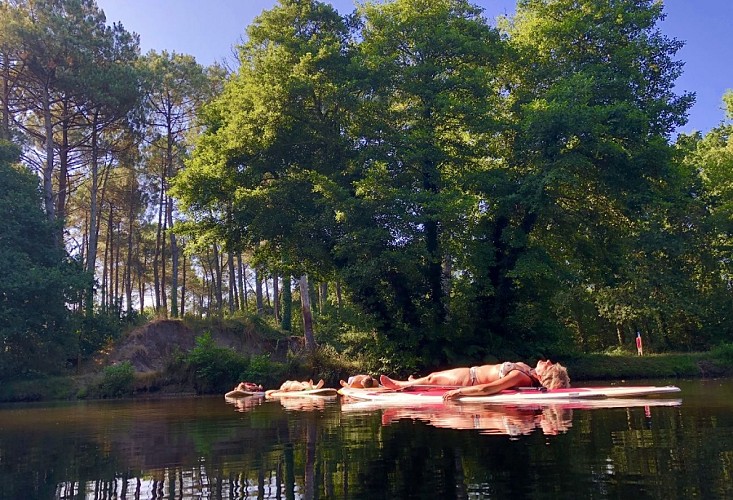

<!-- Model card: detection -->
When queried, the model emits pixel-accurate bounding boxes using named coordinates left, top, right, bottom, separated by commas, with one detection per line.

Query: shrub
left=239, top=354, right=286, bottom=388
left=711, top=343, right=733, bottom=365
left=187, top=332, right=248, bottom=393
left=96, top=361, right=135, bottom=398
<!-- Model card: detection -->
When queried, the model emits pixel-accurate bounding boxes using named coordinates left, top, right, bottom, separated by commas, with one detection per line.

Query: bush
left=95, top=361, right=135, bottom=398
left=711, top=343, right=733, bottom=365
left=239, top=354, right=286, bottom=388
left=0, top=376, right=77, bottom=402
left=187, top=332, right=248, bottom=393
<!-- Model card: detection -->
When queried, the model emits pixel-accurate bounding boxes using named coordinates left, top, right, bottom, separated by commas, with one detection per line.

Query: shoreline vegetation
left=3, top=2, right=733, bottom=407
left=2, top=317, right=731, bottom=404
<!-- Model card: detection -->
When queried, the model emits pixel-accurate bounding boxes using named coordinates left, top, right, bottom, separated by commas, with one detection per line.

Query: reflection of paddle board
left=341, top=397, right=682, bottom=412
left=265, top=388, right=339, bottom=400
left=224, top=390, right=265, bottom=399
left=338, top=385, right=681, bottom=405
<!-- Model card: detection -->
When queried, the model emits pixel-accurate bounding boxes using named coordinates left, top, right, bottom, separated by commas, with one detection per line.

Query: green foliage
left=564, top=352, right=701, bottom=380
left=711, top=343, right=733, bottom=365
left=0, top=376, right=76, bottom=403
left=93, top=362, right=135, bottom=398
left=239, top=354, right=286, bottom=389
left=186, top=332, right=249, bottom=393
left=170, top=0, right=728, bottom=363
left=0, top=140, right=88, bottom=379
left=72, top=310, right=131, bottom=362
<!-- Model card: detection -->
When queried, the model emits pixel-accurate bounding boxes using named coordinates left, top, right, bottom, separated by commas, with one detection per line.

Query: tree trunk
left=85, top=112, right=101, bottom=314
left=227, top=251, right=236, bottom=313
left=168, top=193, right=179, bottom=317
left=153, top=174, right=164, bottom=312
left=42, top=85, right=55, bottom=223
left=166, top=119, right=179, bottom=316
left=114, top=220, right=121, bottom=316
left=335, top=282, right=343, bottom=310
left=160, top=195, right=168, bottom=316
left=212, top=243, right=223, bottom=312
left=56, top=100, right=70, bottom=236
left=319, top=282, right=328, bottom=314
left=281, top=275, right=292, bottom=331
left=180, top=250, right=187, bottom=317
left=255, top=267, right=264, bottom=314
left=0, top=51, right=10, bottom=140
left=138, top=249, right=147, bottom=314
left=236, top=253, right=246, bottom=311
left=102, top=205, right=110, bottom=310
left=300, top=275, right=316, bottom=350
left=272, top=273, right=280, bottom=322
left=125, top=190, right=134, bottom=316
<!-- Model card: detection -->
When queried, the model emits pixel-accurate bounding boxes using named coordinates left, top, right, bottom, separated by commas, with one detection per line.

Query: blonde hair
left=538, top=363, right=570, bottom=389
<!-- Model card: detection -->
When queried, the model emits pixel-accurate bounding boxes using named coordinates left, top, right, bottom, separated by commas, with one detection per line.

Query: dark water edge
left=0, top=378, right=732, bottom=499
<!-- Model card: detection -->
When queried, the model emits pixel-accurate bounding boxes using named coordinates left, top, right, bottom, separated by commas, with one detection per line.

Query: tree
left=140, top=51, right=209, bottom=317
left=0, top=139, right=86, bottom=378
left=0, top=0, right=139, bottom=229
left=336, top=0, right=503, bottom=362
left=491, top=0, right=696, bottom=350
left=174, top=0, right=353, bottom=348
left=674, top=92, right=733, bottom=346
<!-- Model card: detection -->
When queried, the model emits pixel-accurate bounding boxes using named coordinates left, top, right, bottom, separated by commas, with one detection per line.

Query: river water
left=0, top=378, right=731, bottom=499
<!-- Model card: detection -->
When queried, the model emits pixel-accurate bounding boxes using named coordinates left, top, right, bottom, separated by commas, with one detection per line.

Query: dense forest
left=1, top=0, right=732, bottom=380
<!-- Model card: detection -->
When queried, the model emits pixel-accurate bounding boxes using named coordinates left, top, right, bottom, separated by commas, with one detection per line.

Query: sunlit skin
left=380, top=360, right=554, bottom=400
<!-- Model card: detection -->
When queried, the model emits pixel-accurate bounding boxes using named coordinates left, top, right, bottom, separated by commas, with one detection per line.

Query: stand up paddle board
left=265, top=388, right=339, bottom=400
left=224, top=390, right=265, bottom=399
left=338, top=385, right=680, bottom=405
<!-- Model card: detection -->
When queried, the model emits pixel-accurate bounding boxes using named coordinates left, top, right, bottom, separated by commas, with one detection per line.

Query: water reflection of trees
left=1, top=397, right=732, bottom=498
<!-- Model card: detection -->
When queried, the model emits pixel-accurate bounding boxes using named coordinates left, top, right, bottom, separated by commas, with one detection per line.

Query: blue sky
left=97, top=0, right=733, bottom=136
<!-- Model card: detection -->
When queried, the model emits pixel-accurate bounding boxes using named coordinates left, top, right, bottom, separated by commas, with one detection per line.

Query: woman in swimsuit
left=379, top=360, right=570, bottom=400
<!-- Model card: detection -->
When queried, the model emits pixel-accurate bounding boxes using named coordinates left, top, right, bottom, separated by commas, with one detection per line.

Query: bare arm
left=443, top=371, right=530, bottom=400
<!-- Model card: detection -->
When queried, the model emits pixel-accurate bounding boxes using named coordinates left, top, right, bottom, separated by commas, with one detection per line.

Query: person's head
left=341, top=374, right=378, bottom=388
left=535, top=360, right=570, bottom=389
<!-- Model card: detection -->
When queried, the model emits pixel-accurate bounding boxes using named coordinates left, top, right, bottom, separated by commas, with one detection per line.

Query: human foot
left=380, top=375, right=401, bottom=390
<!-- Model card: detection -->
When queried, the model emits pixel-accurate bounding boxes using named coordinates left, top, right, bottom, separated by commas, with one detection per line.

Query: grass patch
left=0, top=375, right=78, bottom=402
left=564, top=352, right=718, bottom=381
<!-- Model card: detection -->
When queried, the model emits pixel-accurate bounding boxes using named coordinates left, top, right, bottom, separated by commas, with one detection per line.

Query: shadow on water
left=0, top=378, right=731, bottom=499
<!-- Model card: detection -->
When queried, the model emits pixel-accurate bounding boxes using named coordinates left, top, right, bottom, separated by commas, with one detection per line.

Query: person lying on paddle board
left=379, top=360, right=570, bottom=400
left=339, top=374, right=379, bottom=389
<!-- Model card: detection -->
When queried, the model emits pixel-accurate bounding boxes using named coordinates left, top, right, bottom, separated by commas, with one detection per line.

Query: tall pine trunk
left=255, top=267, right=264, bottom=314
left=153, top=174, right=164, bottom=312
left=272, top=273, right=280, bottom=322
left=281, top=275, right=292, bottom=331
left=168, top=193, right=179, bottom=317
left=41, top=84, right=55, bottom=223
left=180, top=250, right=187, bottom=317
left=300, top=275, right=316, bottom=351
left=227, top=251, right=236, bottom=313
left=237, top=253, right=246, bottom=310
left=212, top=243, right=223, bottom=313
left=85, top=112, right=101, bottom=314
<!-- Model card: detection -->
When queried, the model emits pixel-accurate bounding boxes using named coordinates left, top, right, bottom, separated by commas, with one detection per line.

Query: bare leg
left=381, top=368, right=471, bottom=389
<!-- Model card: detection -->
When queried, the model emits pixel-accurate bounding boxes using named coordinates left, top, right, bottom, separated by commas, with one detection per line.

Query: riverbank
left=563, top=347, right=733, bottom=380
left=1, top=346, right=732, bottom=403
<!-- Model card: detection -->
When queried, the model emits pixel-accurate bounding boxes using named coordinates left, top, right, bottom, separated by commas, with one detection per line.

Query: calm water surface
left=1, top=378, right=732, bottom=499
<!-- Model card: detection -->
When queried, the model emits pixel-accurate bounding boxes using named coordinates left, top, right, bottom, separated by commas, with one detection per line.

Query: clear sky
left=96, top=0, right=733, bottom=136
